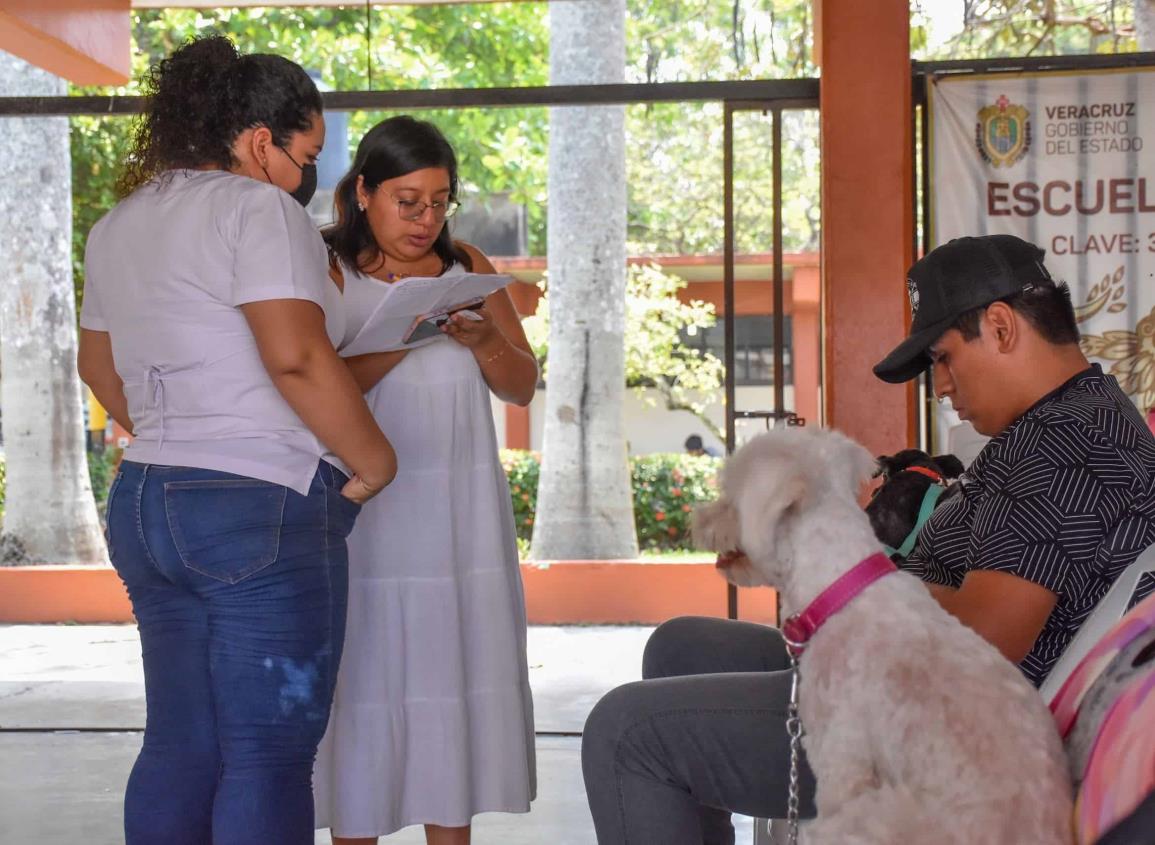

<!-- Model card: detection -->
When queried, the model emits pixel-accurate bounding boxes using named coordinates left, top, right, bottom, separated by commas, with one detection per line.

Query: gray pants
left=581, top=617, right=818, bottom=845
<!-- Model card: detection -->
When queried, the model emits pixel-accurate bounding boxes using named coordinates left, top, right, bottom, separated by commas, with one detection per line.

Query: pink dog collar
left=781, top=552, right=897, bottom=657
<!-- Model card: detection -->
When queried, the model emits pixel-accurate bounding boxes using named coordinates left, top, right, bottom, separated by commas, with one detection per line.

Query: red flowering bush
left=500, top=449, right=720, bottom=553
left=500, top=449, right=541, bottom=555
left=630, top=453, right=720, bottom=551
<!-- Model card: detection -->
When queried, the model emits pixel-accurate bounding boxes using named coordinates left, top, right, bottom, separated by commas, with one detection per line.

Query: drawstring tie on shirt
left=143, top=366, right=167, bottom=450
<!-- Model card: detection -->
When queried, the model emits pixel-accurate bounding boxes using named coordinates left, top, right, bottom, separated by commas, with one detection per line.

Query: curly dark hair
left=117, top=35, right=322, bottom=197
left=324, top=116, right=472, bottom=275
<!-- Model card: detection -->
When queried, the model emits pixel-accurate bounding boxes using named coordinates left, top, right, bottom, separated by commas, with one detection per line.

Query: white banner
left=930, top=68, right=1155, bottom=459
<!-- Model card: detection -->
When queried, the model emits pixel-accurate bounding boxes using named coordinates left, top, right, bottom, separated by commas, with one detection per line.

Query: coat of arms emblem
left=975, top=95, right=1031, bottom=168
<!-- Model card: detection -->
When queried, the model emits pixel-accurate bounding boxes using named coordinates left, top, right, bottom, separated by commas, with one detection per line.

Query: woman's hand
left=440, top=244, right=537, bottom=406
left=341, top=472, right=388, bottom=505
left=441, top=307, right=499, bottom=349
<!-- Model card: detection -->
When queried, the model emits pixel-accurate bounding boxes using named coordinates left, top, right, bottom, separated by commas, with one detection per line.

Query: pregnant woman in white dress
left=314, top=116, right=539, bottom=845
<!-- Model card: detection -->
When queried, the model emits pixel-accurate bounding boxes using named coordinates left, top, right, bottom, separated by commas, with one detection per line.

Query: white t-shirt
left=81, top=169, right=342, bottom=495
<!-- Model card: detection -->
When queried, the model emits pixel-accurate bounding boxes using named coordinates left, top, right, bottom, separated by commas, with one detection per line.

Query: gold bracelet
left=482, top=341, right=509, bottom=365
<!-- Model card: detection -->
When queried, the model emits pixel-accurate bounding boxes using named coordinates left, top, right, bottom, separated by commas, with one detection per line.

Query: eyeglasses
left=392, top=196, right=461, bottom=221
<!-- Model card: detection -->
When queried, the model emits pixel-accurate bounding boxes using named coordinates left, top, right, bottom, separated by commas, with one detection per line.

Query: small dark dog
left=865, top=449, right=965, bottom=560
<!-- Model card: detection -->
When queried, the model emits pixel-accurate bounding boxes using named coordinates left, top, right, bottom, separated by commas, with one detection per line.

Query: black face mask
left=273, top=146, right=317, bottom=208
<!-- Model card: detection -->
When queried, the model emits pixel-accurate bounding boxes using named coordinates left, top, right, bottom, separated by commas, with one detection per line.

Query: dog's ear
left=825, top=430, right=878, bottom=494
left=873, top=455, right=893, bottom=479
left=736, top=469, right=817, bottom=565
left=691, top=500, right=741, bottom=554
left=931, top=453, right=966, bottom=479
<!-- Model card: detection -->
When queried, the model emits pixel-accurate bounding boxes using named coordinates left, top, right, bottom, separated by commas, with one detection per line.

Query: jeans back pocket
left=164, top=479, right=287, bottom=584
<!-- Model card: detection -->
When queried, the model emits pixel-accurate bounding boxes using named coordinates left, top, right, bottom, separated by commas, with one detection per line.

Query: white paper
left=340, top=272, right=514, bottom=357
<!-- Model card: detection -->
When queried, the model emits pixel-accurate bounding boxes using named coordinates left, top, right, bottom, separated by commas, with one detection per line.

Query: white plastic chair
left=754, top=818, right=786, bottom=844
left=1039, top=544, right=1155, bottom=702
left=753, top=544, right=1155, bottom=845
left=945, top=420, right=990, bottom=471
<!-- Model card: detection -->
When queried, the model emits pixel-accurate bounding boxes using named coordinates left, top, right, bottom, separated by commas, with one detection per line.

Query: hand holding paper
left=340, top=272, right=513, bottom=357
left=402, top=298, right=486, bottom=344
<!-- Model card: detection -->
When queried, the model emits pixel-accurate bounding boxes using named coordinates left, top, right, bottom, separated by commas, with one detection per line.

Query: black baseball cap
left=872, top=234, right=1054, bottom=384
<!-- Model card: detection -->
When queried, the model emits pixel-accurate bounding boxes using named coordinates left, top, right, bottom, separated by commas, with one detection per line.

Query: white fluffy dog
left=693, top=428, right=1073, bottom=845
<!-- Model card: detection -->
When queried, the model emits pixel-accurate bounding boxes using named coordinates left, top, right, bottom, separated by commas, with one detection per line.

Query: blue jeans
left=106, top=460, right=360, bottom=845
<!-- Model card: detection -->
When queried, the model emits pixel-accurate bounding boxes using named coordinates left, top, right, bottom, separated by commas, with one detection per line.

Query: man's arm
left=926, top=571, right=1057, bottom=664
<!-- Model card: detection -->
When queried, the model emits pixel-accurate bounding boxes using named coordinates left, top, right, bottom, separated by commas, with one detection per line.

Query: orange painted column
left=503, top=279, right=538, bottom=450
left=0, top=0, right=130, bottom=85
left=792, top=264, right=821, bottom=426
left=819, top=0, right=916, bottom=454
left=506, top=280, right=542, bottom=316
left=505, top=404, right=531, bottom=450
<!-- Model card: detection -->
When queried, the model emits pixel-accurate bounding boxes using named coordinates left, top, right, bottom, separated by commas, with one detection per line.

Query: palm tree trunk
left=0, top=52, right=107, bottom=565
left=1137, top=0, right=1155, bottom=49
left=531, top=0, right=638, bottom=559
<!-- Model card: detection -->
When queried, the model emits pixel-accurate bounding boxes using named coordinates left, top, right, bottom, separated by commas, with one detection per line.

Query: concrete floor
left=0, top=624, right=756, bottom=844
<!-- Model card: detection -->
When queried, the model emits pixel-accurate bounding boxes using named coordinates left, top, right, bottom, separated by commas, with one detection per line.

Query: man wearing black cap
left=873, top=234, right=1155, bottom=684
left=580, top=235, right=1155, bottom=845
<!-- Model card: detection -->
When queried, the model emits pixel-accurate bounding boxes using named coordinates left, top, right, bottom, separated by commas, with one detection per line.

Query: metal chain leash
left=784, top=652, right=804, bottom=845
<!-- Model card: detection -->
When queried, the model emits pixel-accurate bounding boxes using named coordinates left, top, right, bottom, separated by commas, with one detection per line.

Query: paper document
left=340, top=272, right=513, bottom=357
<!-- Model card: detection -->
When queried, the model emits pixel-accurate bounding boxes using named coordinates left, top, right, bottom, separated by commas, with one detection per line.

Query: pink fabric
left=781, top=553, right=897, bottom=655
left=1049, top=592, right=1155, bottom=843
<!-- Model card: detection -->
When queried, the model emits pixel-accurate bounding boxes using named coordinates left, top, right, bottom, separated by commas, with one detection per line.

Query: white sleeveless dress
left=314, top=263, right=536, bottom=837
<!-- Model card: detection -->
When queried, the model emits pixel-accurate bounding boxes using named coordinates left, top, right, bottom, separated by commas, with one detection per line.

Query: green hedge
left=88, top=448, right=121, bottom=505
left=500, top=449, right=721, bottom=553
left=501, top=449, right=541, bottom=557
left=631, top=452, right=721, bottom=551
left=0, top=449, right=718, bottom=552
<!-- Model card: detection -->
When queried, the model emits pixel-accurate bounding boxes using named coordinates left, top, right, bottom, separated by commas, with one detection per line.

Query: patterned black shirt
left=906, top=365, right=1155, bottom=687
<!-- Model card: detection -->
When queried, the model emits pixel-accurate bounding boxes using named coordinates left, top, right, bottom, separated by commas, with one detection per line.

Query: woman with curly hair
left=76, top=36, right=395, bottom=845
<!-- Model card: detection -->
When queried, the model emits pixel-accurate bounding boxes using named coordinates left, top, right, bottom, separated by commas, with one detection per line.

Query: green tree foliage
left=623, top=0, right=819, bottom=256
left=70, top=1, right=1143, bottom=298
left=69, top=0, right=820, bottom=309
left=626, top=104, right=819, bottom=257
left=911, top=0, right=1139, bottom=58
left=70, top=3, right=551, bottom=302
left=522, top=262, right=725, bottom=439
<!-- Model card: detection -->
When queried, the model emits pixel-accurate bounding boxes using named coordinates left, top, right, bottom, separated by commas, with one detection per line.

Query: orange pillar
left=819, top=0, right=916, bottom=454
left=0, top=1, right=131, bottom=85
left=505, top=404, right=531, bottom=450
left=791, top=265, right=821, bottom=427
left=503, top=279, right=538, bottom=451
left=506, top=280, right=542, bottom=317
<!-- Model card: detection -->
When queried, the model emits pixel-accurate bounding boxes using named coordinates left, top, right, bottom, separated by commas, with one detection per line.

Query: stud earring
left=357, top=201, right=366, bottom=212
